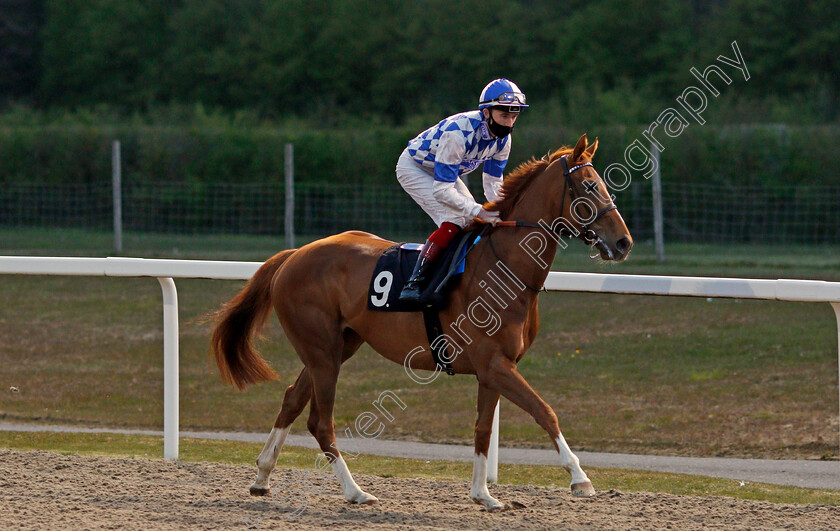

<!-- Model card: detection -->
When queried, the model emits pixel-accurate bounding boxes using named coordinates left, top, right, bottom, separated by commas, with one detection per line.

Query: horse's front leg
left=470, top=383, right=504, bottom=511
left=480, top=355, right=595, bottom=497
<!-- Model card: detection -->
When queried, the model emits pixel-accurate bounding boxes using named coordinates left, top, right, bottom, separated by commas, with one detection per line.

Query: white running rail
left=1, top=256, right=838, bottom=481
left=0, top=257, right=260, bottom=460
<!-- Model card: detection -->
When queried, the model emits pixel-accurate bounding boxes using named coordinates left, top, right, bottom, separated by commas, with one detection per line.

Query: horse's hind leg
left=307, top=356, right=378, bottom=505
left=274, top=283, right=374, bottom=504
left=250, top=330, right=364, bottom=497
left=250, top=367, right=312, bottom=496
left=470, top=383, right=504, bottom=511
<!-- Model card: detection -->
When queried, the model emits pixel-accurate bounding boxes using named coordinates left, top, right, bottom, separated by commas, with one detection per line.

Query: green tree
left=40, top=0, right=171, bottom=108
left=27, top=0, right=840, bottom=123
left=0, top=0, right=45, bottom=105
left=164, top=0, right=264, bottom=109
left=703, top=0, right=840, bottom=120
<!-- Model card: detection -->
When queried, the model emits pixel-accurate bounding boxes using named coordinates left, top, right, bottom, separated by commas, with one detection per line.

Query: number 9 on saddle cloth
left=367, top=230, right=484, bottom=313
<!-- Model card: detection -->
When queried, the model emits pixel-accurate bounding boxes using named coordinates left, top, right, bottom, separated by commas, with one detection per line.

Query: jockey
left=396, top=78, right=528, bottom=303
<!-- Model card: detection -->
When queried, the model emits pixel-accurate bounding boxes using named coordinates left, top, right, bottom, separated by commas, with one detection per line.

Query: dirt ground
left=0, top=449, right=837, bottom=530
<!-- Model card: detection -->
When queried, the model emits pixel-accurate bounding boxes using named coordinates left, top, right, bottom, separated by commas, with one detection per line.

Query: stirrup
left=398, top=281, right=422, bottom=302
left=398, top=238, right=441, bottom=303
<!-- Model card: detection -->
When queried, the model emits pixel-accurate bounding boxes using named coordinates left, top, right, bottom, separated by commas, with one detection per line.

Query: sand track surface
left=0, top=449, right=836, bottom=530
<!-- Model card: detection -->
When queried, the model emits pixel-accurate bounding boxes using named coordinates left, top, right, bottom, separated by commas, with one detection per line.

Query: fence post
left=285, top=143, right=295, bottom=249
left=158, top=277, right=179, bottom=460
left=651, top=143, right=665, bottom=262
left=112, top=140, right=123, bottom=254
left=833, top=302, right=840, bottom=457
left=487, top=401, right=500, bottom=483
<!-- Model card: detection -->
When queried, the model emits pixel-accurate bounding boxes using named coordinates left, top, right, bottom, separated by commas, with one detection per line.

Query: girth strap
left=422, top=307, right=455, bottom=376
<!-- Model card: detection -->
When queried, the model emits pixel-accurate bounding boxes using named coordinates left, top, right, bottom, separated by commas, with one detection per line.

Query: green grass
left=2, top=431, right=838, bottom=507
left=0, top=227, right=296, bottom=261
left=1, top=227, right=838, bottom=460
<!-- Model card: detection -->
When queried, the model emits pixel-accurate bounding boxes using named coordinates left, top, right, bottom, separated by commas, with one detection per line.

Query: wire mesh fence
left=620, top=182, right=840, bottom=244
left=1, top=179, right=839, bottom=246
left=0, top=181, right=112, bottom=230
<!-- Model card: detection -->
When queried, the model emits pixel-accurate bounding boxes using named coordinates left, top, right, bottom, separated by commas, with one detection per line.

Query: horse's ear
left=571, top=134, right=588, bottom=162
left=584, top=137, right=599, bottom=159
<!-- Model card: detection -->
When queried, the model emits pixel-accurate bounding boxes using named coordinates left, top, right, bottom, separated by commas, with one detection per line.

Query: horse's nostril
left=616, top=237, right=632, bottom=254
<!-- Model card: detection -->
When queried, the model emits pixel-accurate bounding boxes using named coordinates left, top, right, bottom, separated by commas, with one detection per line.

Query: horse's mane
left=486, top=146, right=587, bottom=218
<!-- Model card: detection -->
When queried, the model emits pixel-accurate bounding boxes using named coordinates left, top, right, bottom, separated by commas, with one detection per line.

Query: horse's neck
left=506, top=161, right=564, bottom=229
left=484, top=223, right=558, bottom=296
left=503, top=166, right=562, bottom=279
left=473, top=168, right=561, bottom=305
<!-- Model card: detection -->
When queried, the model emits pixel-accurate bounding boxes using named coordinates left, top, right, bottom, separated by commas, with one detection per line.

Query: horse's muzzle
left=593, top=235, right=633, bottom=261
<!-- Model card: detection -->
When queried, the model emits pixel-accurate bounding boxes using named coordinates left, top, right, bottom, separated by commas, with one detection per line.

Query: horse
left=211, top=134, right=633, bottom=511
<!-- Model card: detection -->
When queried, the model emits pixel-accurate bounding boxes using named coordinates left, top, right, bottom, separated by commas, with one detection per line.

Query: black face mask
left=487, top=114, right=514, bottom=138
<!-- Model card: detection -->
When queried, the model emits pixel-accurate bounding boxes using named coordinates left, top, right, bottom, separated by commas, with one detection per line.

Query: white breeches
left=396, top=149, right=477, bottom=228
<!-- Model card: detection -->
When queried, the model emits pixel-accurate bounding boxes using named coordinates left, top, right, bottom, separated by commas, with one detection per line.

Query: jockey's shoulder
left=441, top=110, right=482, bottom=124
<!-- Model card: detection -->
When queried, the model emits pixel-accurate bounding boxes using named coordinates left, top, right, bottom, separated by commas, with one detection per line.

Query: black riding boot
left=398, top=240, right=439, bottom=303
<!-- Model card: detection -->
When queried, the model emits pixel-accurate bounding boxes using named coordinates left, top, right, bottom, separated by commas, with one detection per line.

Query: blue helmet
left=478, top=78, right=529, bottom=112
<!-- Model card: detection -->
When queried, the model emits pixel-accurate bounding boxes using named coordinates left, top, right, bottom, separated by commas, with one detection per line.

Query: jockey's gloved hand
left=477, top=208, right=501, bottom=225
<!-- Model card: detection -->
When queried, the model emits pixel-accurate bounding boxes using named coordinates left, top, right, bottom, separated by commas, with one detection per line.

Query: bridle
left=495, top=155, right=617, bottom=242
left=559, top=155, right=617, bottom=243
left=485, top=154, right=619, bottom=291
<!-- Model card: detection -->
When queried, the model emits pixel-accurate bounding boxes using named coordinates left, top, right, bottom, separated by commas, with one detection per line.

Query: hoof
left=249, top=485, right=270, bottom=497
left=349, top=491, right=379, bottom=505
left=571, top=481, right=596, bottom=497
left=471, top=494, right=504, bottom=512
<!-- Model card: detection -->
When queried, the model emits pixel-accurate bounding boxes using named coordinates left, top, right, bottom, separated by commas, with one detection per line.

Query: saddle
left=367, top=228, right=484, bottom=313
left=366, top=228, right=486, bottom=376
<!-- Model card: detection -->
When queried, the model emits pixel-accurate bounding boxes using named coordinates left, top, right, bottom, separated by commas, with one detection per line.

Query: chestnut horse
left=212, top=134, right=632, bottom=511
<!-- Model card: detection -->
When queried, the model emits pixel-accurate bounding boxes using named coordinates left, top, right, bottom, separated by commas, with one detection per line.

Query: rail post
left=834, top=302, right=840, bottom=451
left=158, top=277, right=179, bottom=460
left=487, top=402, right=500, bottom=483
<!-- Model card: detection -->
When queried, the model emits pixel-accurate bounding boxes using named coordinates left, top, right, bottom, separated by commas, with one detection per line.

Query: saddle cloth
left=367, top=230, right=483, bottom=312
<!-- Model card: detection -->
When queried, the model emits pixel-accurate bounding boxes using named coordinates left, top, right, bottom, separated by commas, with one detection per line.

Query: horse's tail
left=211, top=249, right=296, bottom=390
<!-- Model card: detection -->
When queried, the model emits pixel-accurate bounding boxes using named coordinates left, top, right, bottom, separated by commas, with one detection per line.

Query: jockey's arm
left=481, top=137, right=510, bottom=204
left=482, top=166, right=504, bottom=204
left=432, top=130, right=483, bottom=219
left=432, top=180, right=483, bottom=219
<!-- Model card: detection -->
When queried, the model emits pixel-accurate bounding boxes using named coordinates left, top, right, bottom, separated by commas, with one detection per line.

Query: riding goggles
left=480, top=92, right=528, bottom=112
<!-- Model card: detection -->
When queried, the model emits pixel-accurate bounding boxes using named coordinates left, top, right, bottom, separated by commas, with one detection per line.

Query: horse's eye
left=574, top=200, right=594, bottom=218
